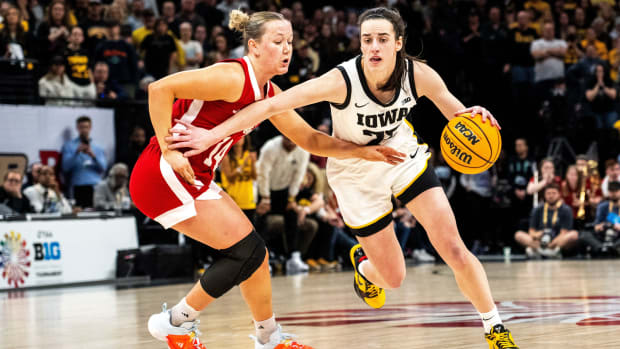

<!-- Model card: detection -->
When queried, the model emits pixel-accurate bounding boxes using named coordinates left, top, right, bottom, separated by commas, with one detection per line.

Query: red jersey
left=150, top=56, right=274, bottom=186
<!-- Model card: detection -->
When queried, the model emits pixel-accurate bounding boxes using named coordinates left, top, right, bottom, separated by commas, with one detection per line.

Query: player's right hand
left=358, top=145, right=406, bottom=165
left=163, top=149, right=195, bottom=185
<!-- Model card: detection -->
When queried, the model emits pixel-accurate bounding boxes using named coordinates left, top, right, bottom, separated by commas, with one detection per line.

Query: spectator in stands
left=205, top=32, right=231, bottom=66
left=608, top=36, right=620, bottom=82
left=579, top=180, right=620, bottom=256
left=582, top=27, right=608, bottom=60
left=220, top=135, right=256, bottom=222
left=61, top=115, right=107, bottom=208
left=118, top=125, right=146, bottom=173
left=508, top=11, right=538, bottom=134
left=80, top=0, right=108, bottom=56
left=161, top=1, right=176, bottom=33
left=508, top=137, right=535, bottom=227
left=0, top=4, right=34, bottom=59
left=94, top=22, right=138, bottom=97
left=257, top=134, right=310, bottom=273
left=515, top=183, right=579, bottom=258
left=131, top=8, right=154, bottom=46
left=526, top=157, right=562, bottom=206
left=93, top=61, right=128, bottom=99
left=460, top=169, right=495, bottom=254
left=35, top=0, right=71, bottom=67
left=64, top=26, right=96, bottom=100
left=94, top=162, right=131, bottom=210
left=38, top=55, right=75, bottom=104
left=24, top=162, right=42, bottom=188
left=0, top=170, right=32, bottom=214
left=602, top=159, right=620, bottom=197
left=179, top=21, right=202, bottom=70
left=193, top=24, right=208, bottom=60
left=564, top=25, right=584, bottom=69
left=140, top=18, right=177, bottom=79
left=585, top=63, right=618, bottom=129
left=173, top=0, right=205, bottom=38
left=194, top=0, right=223, bottom=35
left=531, top=22, right=567, bottom=101
left=23, top=165, right=72, bottom=214
left=125, top=0, right=145, bottom=31
left=103, top=2, right=125, bottom=25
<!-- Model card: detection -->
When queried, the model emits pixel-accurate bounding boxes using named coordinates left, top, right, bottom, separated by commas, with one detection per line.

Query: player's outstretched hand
left=359, top=146, right=406, bottom=165
left=163, top=149, right=195, bottom=185
left=165, top=119, right=220, bottom=157
left=454, top=105, right=501, bottom=129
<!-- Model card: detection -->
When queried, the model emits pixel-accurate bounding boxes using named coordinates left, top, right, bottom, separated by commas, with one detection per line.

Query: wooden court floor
left=2, top=260, right=620, bottom=348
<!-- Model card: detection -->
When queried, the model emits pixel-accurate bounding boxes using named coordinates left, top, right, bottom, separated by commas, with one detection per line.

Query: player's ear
left=396, top=36, right=403, bottom=52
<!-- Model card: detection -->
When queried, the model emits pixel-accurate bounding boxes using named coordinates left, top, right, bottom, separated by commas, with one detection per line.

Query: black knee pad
left=199, top=230, right=266, bottom=298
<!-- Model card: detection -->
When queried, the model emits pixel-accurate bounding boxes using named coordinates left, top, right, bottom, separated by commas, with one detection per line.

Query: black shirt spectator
left=64, top=26, right=93, bottom=87
left=195, top=0, right=223, bottom=35
left=119, top=125, right=147, bottom=174
left=35, top=0, right=71, bottom=67
left=80, top=0, right=108, bottom=57
left=94, top=23, right=138, bottom=85
left=0, top=5, right=35, bottom=59
left=508, top=12, right=537, bottom=68
left=0, top=170, right=32, bottom=214
left=140, top=19, right=177, bottom=79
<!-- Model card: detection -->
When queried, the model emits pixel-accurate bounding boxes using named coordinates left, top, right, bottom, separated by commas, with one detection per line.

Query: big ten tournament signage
left=0, top=216, right=137, bottom=290
left=0, top=104, right=115, bottom=166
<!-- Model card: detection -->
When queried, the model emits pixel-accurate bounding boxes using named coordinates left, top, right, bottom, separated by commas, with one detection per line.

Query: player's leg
left=153, top=192, right=312, bottom=348
left=355, top=225, right=406, bottom=289
left=406, top=187, right=519, bottom=348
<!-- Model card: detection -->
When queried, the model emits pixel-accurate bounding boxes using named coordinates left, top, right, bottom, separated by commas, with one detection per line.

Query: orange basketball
left=439, top=113, right=501, bottom=174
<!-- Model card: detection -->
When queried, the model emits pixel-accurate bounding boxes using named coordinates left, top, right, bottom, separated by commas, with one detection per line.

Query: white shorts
left=327, top=140, right=440, bottom=237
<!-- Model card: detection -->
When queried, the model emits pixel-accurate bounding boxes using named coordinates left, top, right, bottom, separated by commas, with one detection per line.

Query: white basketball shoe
left=147, top=303, right=207, bottom=349
left=251, top=325, right=314, bottom=349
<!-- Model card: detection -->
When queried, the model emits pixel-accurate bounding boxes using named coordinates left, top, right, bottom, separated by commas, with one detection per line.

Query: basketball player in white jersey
left=167, top=7, right=519, bottom=348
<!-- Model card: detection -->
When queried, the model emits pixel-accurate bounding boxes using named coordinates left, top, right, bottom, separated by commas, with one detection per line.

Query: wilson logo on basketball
left=442, top=133, right=473, bottom=165
left=454, top=121, right=480, bottom=145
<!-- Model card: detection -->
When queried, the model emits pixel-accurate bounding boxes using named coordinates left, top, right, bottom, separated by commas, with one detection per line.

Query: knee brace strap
left=199, top=230, right=266, bottom=298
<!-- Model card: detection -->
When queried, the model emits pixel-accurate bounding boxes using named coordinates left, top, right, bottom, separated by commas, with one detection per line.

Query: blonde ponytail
left=228, top=9, right=250, bottom=33
left=228, top=10, right=286, bottom=52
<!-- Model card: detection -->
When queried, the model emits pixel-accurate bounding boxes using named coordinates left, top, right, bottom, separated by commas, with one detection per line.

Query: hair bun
left=229, top=9, right=250, bottom=32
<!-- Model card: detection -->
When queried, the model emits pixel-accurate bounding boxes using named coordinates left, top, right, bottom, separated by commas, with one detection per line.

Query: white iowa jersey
left=329, top=55, right=420, bottom=151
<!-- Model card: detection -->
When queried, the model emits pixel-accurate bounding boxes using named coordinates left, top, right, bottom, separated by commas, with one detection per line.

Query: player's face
left=360, top=19, right=402, bottom=72
left=256, top=20, right=293, bottom=76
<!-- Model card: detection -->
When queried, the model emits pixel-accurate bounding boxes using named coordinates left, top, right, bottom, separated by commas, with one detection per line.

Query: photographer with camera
left=61, top=115, right=107, bottom=209
left=581, top=181, right=620, bottom=256
left=515, top=183, right=579, bottom=258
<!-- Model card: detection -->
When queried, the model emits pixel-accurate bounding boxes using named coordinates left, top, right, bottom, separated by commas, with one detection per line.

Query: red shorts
left=129, top=143, right=222, bottom=229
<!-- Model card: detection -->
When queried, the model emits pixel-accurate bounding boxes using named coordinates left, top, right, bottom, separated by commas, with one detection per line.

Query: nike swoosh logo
left=355, top=102, right=369, bottom=108
left=409, top=149, right=419, bottom=159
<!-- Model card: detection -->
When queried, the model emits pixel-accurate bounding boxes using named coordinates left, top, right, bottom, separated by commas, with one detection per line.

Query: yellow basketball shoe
left=485, top=324, right=519, bottom=349
left=349, top=244, right=385, bottom=309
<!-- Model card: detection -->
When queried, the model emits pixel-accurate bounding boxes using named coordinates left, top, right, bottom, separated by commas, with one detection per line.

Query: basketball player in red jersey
left=165, top=7, right=519, bottom=349
left=129, top=10, right=405, bottom=349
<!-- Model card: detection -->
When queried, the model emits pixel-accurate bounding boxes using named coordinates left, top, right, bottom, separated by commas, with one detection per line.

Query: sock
left=170, top=297, right=201, bottom=326
left=254, top=314, right=277, bottom=344
left=358, top=259, right=370, bottom=279
left=479, top=306, right=502, bottom=333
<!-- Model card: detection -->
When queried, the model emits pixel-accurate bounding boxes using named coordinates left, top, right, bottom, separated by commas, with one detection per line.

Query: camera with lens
left=541, top=229, right=553, bottom=248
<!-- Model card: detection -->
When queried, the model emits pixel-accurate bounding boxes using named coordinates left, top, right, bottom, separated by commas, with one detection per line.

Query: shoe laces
left=359, top=277, right=380, bottom=298
left=494, top=331, right=517, bottom=348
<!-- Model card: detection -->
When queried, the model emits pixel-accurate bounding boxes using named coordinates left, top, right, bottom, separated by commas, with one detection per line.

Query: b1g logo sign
left=33, top=242, right=61, bottom=261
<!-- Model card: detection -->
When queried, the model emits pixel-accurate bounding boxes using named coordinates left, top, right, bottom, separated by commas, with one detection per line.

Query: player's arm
left=414, top=60, right=465, bottom=121
left=208, top=68, right=346, bottom=141
left=148, top=63, right=244, bottom=152
left=267, top=83, right=396, bottom=160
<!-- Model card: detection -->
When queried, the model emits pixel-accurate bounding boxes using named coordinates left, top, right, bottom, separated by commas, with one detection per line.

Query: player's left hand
left=359, top=146, right=406, bottom=165
left=165, top=119, right=220, bottom=157
left=455, top=106, right=501, bottom=130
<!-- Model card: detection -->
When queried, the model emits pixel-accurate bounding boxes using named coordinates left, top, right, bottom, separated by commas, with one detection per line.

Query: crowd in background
left=2, top=0, right=620, bottom=273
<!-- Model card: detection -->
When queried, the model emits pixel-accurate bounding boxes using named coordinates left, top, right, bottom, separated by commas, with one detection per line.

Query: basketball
left=440, top=113, right=501, bottom=174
